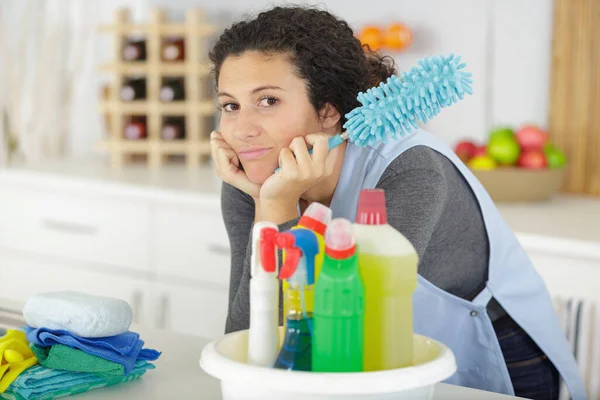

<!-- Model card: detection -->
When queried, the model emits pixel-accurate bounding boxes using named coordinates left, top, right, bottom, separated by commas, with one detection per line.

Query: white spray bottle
left=248, top=222, right=280, bottom=366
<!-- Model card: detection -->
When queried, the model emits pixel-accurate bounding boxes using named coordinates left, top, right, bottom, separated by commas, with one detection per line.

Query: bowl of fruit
left=454, top=125, right=567, bottom=203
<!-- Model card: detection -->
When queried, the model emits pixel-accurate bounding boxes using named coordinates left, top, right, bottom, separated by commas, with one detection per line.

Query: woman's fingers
left=305, top=134, right=329, bottom=173
left=288, top=136, right=313, bottom=177
left=278, top=147, right=299, bottom=179
left=210, top=131, right=239, bottom=178
left=209, top=131, right=261, bottom=198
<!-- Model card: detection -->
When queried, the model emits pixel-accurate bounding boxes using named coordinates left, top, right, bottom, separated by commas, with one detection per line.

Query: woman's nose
left=233, top=110, right=261, bottom=141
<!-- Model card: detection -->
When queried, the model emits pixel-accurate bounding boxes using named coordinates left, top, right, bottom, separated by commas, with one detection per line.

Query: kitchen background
left=0, top=0, right=598, bottom=351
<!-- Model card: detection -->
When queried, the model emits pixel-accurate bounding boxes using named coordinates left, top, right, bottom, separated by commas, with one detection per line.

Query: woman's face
left=217, top=51, right=326, bottom=184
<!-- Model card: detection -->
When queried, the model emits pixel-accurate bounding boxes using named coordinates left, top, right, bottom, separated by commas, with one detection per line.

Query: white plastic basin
left=200, top=328, right=456, bottom=400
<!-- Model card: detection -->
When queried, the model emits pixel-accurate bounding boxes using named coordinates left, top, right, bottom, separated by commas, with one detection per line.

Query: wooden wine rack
left=97, top=8, right=217, bottom=169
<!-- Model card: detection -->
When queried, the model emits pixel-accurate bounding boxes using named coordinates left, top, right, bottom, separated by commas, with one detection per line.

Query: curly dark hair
left=208, top=5, right=396, bottom=126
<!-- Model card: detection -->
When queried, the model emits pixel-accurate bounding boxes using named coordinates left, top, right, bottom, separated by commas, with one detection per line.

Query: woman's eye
left=259, top=97, right=279, bottom=107
left=222, top=103, right=239, bottom=112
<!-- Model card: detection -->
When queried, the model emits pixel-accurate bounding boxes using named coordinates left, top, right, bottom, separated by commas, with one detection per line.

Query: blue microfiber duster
left=342, top=53, right=473, bottom=148
left=274, top=53, right=472, bottom=172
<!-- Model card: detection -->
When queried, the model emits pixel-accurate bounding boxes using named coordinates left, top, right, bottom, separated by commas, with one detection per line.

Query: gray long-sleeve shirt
left=221, top=145, right=504, bottom=334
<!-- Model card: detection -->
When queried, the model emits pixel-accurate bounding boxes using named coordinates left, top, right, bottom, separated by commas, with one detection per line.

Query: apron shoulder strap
left=473, top=286, right=493, bottom=308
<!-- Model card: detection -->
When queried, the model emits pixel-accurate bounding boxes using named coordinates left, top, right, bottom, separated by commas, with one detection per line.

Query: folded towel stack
left=0, top=361, right=154, bottom=400
left=0, top=291, right=161, bottom=400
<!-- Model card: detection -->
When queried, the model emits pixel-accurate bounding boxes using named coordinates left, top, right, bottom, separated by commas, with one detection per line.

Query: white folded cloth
left=23, top=291, right=133, bottom=338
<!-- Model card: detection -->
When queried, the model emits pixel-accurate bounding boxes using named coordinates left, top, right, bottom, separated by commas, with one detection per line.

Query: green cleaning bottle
left=312, top=218, right=365, bottom=372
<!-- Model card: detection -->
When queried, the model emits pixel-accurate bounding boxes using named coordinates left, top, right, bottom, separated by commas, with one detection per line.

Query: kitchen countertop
left=1, top=157, right=598, bottom=249
left=0, top=300, right=524, bottom=399
left=63, top=324, right=525, bottom=400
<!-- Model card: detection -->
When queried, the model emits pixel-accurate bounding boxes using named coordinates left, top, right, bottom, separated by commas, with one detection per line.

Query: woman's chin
left=244, top=165, right=275, bottom=185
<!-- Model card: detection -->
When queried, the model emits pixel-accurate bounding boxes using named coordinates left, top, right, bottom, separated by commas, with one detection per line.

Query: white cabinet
left=0, top=250, right=152, bottom=325
left=527, top=252, right=600, bottom=303
left=151, top=282, right=229, bottom=340
left=0, top=165, right=231, bottom=338
left=0, top=184, right=151, bottom=272
left=513, top=232, right=600, bottom=303
left=152, top=203, right=230, bottom=287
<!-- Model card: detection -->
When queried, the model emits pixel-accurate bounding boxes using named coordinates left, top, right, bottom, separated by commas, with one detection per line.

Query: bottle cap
left=162, top=125, right=178, bottom=140
left=356, top=189, right=387, bottom=225
left=325, top=218, right=356, bottom=259
left=123, top=45, right=140, bottom=61
left=125, top=122, right=145, bottom=140
left=251, top=222, right=278, bottom=278
left=298, top=202, right=332, bottom=236
left=120, top=86, right=135, bottom=101
left=160, top=87, right=175, bottom=102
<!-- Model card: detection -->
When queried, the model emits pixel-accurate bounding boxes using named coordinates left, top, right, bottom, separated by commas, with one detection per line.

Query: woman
left=208, top=6, right=585, bottom=400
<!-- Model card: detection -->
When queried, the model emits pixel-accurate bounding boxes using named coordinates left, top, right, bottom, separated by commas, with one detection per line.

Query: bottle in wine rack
left=160, top=78, right=185, bottom=102
left=161, top=37, right=185, bottom=62
left=120, top=77, right=147, bottom=101
left=124, top=117, right=147, bottom=140
left=162, top=117, right=186, bottom=140
left=122, top=37, right=147, bottom=61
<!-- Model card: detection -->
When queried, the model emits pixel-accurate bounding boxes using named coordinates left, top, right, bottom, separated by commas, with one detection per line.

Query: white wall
left=4, top=0, right=555, bottom=157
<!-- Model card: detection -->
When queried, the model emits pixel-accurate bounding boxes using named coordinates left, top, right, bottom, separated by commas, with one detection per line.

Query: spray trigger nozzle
left=259, top=227, right=279, bottom=273
left=276, top=233, right=302, bottom=280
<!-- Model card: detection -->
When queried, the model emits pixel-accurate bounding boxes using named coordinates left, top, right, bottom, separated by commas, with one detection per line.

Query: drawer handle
left=131, top=290, right=143, bottom=324
left=157, top=294, right=169, bottom=329
left=41, top=219, right=98, bottom=236
left=208, top=244, right=230, bottom=256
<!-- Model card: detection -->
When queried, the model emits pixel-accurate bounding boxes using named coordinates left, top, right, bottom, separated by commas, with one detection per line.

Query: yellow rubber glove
left=0, top=330, right=38, bottom=393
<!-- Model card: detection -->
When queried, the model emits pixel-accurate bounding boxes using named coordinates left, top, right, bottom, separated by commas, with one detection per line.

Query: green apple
left=468, top=155, right=497, bottom=170
left=543, top=144, right=567, bottom=169
left=489, top=127, right=515, bottom=142
left=488, top=136, right=521, bottom=165
left=543, top=142, right=554, bottom=153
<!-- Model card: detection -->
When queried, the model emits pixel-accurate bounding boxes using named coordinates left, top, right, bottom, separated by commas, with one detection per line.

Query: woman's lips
left=238, top=147, right=273, bottom=160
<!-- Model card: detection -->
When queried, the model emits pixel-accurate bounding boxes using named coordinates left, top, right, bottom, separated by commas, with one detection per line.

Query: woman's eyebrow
left=217, top=85, right=284, bottom=98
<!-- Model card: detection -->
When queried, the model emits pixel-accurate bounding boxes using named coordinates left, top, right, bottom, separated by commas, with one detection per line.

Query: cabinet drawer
left=153, top=204, right=230, bottom=286
left=0, top=251, right=151, bottom=326
left=153, top=282, right=229, bottom=339
left=528, top=252, right=600, bottom=303
left=0, top=185, right=150, bottom=271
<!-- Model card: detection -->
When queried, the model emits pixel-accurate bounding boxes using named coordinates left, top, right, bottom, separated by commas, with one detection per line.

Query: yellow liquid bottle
left=283, top=203, right=331, bottom=331
left=354, top=189, right=419, bottom=371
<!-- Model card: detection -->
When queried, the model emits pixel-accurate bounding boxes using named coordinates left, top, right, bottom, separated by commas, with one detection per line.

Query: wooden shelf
left=99, top=100, right=216, bottom=116
left=98, top=62, right=211, bottom=76
left=98, top=139, right=210, bottom=153
left=98, top=24, right=216, bottom=37
left=98, top=7, right=218, bottom=169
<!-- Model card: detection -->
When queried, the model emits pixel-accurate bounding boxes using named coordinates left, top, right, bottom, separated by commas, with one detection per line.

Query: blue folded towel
left=0, top=360, right=154, bottom=400
left=25, top=327, right=160, bottom=374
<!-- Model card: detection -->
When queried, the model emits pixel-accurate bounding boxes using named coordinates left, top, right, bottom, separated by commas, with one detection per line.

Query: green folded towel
left=30, top=345, right=125, bottom=378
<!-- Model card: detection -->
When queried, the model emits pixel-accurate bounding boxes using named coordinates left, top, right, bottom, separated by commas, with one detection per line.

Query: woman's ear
left=318, top=103, right=342, bottom=130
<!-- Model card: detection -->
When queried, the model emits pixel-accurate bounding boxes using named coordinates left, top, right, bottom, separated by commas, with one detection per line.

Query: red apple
left=454, top=140, right=477, bottom=162
left=517, top=150, right=548, bottom=169
left=515, top=125, right=548, bottom=151
left=473, top=145, right=487, bottom=157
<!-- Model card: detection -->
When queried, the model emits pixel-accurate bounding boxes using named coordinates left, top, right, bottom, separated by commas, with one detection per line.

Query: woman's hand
left=210, top=131, right=261, bottom=200
left=259, top=133, right=333, bottom=223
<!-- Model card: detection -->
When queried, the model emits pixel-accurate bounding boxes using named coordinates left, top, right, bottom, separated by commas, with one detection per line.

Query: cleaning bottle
left=273, top=229, right=319, bottom=371
left=247, top=222, right=280, bottom=367
left=283, top=203, right=332, bottom=330
left=354, top=189, right=419, bottom=371
left=312, top=218, right=365, bottom=372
